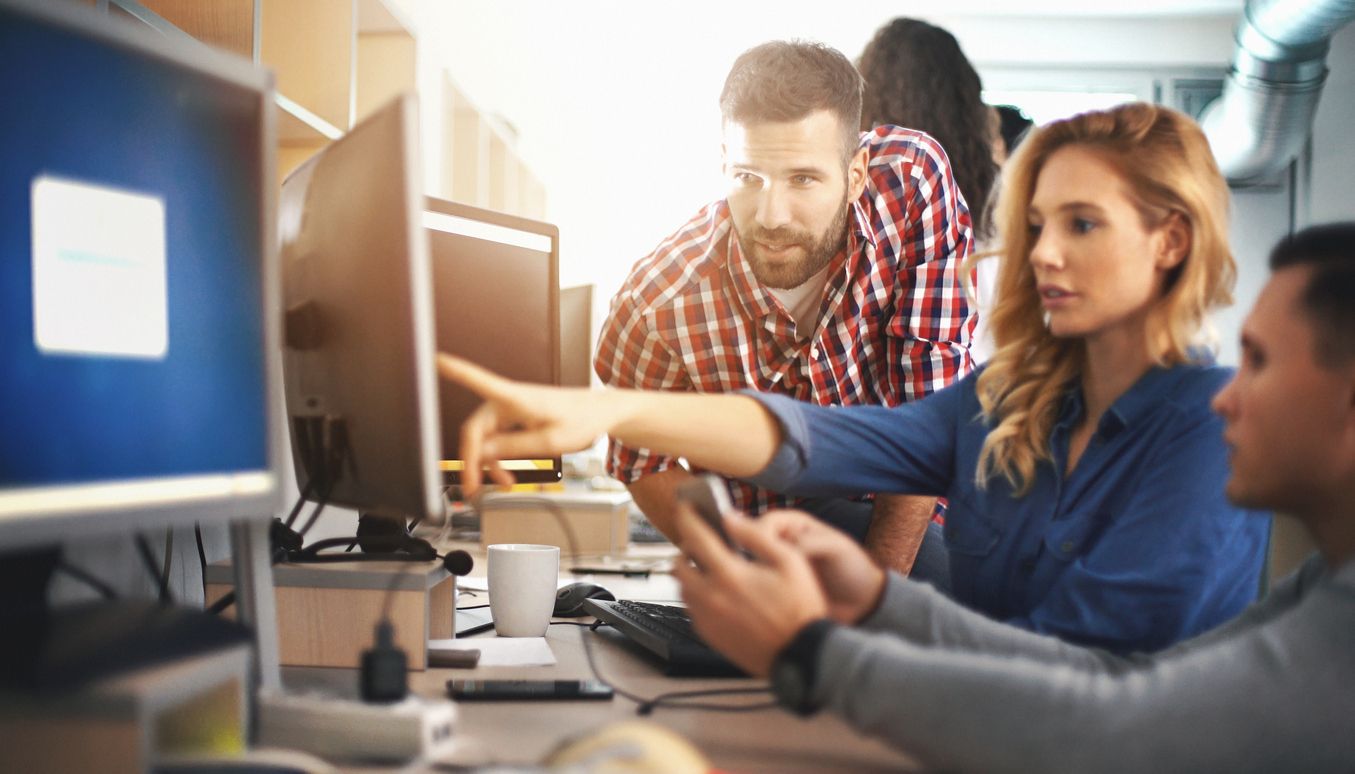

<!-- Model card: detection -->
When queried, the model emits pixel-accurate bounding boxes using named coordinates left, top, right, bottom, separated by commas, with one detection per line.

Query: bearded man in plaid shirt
left=594, top=40, right=975, bottom=577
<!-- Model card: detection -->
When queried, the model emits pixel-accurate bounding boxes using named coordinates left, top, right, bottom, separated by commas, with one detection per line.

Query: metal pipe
left=1201, top=0, right=1355, bottom=183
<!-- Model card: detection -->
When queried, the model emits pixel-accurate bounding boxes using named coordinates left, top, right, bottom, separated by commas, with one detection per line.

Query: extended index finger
left=457, top=403, right=495, bottom=496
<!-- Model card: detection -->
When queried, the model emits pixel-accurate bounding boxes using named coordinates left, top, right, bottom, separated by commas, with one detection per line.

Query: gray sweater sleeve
left=812, top=557, right=1355, bottom=773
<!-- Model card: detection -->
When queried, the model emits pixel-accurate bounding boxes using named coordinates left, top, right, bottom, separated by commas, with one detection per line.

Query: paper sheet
left=428, top=636, right=557, bottom=667
left=457, top=577, right=489, bottom=592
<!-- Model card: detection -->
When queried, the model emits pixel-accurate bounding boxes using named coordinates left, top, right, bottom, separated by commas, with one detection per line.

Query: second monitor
left=425, top=198, right=561, bottom=485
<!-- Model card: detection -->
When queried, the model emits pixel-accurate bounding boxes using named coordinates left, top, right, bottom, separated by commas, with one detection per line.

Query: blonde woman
left=441, top=103, right=1267, bottom=654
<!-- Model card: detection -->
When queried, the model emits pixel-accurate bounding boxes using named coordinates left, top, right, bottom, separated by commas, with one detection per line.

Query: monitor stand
left=0, top=595, right=251, bottom=694
left=0, top=517, right=279, bottom=700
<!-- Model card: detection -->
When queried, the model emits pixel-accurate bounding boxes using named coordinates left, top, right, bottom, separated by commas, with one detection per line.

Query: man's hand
left=672, top=504, right=828, bottom=677
left=758, top=509, right=887, bottom=625
left=437, top=354, right=618, bottom=496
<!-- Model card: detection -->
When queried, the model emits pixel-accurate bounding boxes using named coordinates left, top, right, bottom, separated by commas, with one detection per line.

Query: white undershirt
left=766, top=264, right=832, bottom=341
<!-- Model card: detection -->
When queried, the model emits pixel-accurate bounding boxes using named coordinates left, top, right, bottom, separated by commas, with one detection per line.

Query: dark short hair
left=719, top=40, right=863, bottom=160
left=996, top=104, right=1035, bottom=156
left=1269, top=222, right=1355, bottom=367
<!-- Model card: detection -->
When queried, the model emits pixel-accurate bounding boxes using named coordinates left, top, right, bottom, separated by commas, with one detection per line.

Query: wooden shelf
left=105, top=0, right=546, bottom=218
left=275, top=93, right=344, bottom=144
left=357, top=0, right=414, bottom=35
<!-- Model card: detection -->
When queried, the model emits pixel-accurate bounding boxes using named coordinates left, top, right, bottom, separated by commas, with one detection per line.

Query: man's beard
left=736, top=192, right=851, bottom=290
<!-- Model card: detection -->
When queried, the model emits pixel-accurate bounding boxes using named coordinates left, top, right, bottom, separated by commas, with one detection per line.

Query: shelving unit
left=441, top=75, right=547, bottom=219
left=94, top=0, right=545, bottom=217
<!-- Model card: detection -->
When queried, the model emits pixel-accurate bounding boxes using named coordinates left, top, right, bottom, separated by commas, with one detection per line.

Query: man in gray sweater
left=673, top=222, right=1355, bottom=773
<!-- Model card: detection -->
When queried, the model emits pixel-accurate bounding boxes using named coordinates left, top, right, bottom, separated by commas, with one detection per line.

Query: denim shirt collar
left=1057, top=352, right=1216, bottom=438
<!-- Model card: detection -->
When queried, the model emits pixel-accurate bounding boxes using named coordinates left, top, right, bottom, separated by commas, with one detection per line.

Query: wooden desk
left=281, top=545, right=919, bottom=772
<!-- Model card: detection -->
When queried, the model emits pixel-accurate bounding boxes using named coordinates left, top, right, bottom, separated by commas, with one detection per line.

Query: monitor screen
left=559, top=284, right=594, bottom=388
left=0, top=0, right=279, bottom=547
left=425, top=198, right=562, bottom=484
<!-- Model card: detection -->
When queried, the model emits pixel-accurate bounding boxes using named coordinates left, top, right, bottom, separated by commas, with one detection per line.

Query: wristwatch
left=770, top=619, right=837, bottom=716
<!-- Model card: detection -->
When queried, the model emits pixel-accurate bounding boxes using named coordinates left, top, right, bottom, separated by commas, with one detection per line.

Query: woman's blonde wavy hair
left=974, top=102, right=1235, bottom=495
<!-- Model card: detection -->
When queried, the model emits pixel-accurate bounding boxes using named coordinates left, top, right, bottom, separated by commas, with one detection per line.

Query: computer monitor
left=424, top=198, right=562, bottom=485
left=560, top=284, right=594, bottom=388
left=279, top=94, right=444, bottom=522
left=0, top=0, right=281, bottom=551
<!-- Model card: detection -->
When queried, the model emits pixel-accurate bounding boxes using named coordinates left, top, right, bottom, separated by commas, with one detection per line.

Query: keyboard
left=581, top=599, right=745, bottom=677
left=628, top=508, right=672, bottom=544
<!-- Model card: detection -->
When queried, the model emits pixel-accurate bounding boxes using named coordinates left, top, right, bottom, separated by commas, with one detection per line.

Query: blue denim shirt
left=745, top=362, right=1269, bottom=653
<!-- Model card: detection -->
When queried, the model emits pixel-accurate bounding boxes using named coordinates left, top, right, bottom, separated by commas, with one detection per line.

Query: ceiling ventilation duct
left=1201, top=0, right=1355, bottom=184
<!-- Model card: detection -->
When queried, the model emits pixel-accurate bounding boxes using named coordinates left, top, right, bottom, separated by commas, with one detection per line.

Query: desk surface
left=281, top=544, right=919, bottom=772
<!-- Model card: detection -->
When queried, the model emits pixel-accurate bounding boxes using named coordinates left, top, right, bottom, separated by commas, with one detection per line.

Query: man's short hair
left=1269, top=221, right=1355, bottom=367
left=719, top=40, right=864, bottom=161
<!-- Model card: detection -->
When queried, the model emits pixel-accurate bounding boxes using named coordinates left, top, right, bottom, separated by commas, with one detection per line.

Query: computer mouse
left=554, top=581, right=616, bottom=617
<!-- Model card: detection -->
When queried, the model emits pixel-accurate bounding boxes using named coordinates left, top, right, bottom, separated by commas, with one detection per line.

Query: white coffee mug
left=487, top=543, right=560, bottom=637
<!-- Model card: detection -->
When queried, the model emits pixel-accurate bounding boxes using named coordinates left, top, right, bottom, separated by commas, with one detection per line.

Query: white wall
left=1214, top=20, right=1355, bottom=367
left=412, top=4, right=1242, bottom=301
left=1306, top=21, right=1355, bottom=226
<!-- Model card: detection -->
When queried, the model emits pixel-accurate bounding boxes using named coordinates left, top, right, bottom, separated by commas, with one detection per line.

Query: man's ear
left=1155, top=211, right=1191, bottom=271
left=847, top=147, right=868, bottom=201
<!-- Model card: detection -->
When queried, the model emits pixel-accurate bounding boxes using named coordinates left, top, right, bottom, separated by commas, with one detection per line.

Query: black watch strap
left=771, top=618, right=837, bottom=716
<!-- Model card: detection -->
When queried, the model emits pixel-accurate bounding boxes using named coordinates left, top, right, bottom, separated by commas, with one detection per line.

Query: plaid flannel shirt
left=594, top=126, right=975, bottom=514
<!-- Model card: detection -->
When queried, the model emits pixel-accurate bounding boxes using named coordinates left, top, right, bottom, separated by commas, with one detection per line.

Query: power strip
left=257, top=691, right=457, bottom=763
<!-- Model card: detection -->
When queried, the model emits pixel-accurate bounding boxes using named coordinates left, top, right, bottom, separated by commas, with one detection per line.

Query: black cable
left=210, top=421, right=350, bottom=616
left=55, top=560, right=118, bottom=600
left=206, top=541, right=291, bottom=616
left=282, top=478, right=317, bottom=529
left=134, top=533, right=173, bottom=605
left=456, top=603, right=490, bottom=611
left=634, top=684, right=776, bottom=715
left=208, top=486, right=314, bottom=616
left=294, top=495, right=330, bottom=540
left=194, top=523, right=208, bottom=601
left=479, top=494, right=776, bottom=715
left=161, top=528, right=174, bottom=592
left=290, top=553, right=430, bottom=564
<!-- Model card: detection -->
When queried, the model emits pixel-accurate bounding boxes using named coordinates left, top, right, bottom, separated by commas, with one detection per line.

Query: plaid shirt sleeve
left=876, top=128, right=976, bottom=401
left=592, top=280, right=691, bottom=484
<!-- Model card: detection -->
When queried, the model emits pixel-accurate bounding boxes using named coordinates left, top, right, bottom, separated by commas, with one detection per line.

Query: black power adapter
left=361, top=621, right=408, bottom=703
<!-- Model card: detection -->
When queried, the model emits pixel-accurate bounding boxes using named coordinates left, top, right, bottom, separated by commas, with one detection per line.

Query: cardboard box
left=207, top=560, right=453, bottom=670
left=479, top=490, right=633, bottom=556
left=0, top=644, right=250, bottom=774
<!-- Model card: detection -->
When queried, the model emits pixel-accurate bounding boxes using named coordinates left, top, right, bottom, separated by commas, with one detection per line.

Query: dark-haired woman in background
left=856, top=18, right=1004, bottom=580
left=858, top=18, right=999, bottom=240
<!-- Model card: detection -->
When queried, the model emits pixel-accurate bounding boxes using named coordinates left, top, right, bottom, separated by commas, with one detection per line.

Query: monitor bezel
left=0, top=0, right=283, bottom=550
left=423, top=195, right=564, bottom=486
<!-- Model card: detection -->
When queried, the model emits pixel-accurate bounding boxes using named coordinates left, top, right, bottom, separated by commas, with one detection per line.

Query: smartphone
left=676, top=474, right=736, bottom=547
left=447, top=679, right=614, bottom=702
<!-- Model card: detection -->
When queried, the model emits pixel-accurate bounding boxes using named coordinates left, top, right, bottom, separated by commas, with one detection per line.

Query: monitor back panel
left=279, top=95, right=442, bottom=521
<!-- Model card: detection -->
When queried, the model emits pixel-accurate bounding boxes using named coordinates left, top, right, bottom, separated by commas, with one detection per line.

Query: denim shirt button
left=1060, top=540, right=1075, bottom=553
